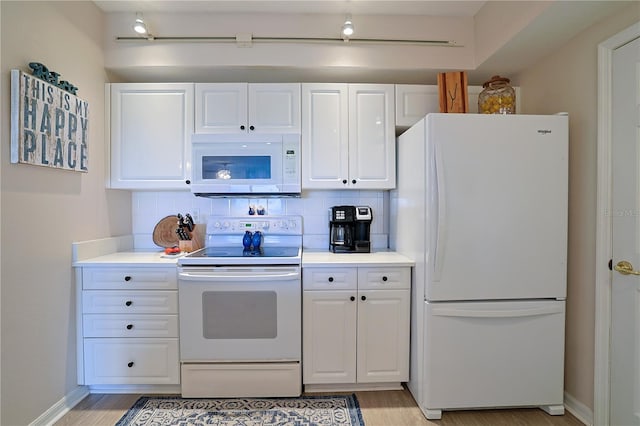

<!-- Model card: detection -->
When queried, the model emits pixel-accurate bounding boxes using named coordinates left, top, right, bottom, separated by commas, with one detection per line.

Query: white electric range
left=177, top=215, right=303, bottom=398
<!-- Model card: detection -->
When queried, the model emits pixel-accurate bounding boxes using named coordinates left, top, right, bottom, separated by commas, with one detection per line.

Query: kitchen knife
left=184, top=214, right=194, bottom=231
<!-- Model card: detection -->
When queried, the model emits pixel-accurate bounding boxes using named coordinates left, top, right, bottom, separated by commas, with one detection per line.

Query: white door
left=426, top=114, right=568, bottom=301
left=348, top=84, right=396, bottom=189
left=301, top=83, right=349, bottom=189
left=610, top=35, right=640, bottom=426
left=356, top=289, right=410, bottom=383
left=249, top=83, right=301, bottom=133
left=302, top=290, right=357, bottom=384
left=195, top=83, right=247, bottom=134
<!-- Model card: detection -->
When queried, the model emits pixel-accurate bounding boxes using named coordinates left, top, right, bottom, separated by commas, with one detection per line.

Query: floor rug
left=115, top=394, right=365, bottom=426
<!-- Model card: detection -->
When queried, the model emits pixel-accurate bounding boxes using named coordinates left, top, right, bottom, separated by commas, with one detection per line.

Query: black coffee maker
left=329, top=206, right=373, bottom=253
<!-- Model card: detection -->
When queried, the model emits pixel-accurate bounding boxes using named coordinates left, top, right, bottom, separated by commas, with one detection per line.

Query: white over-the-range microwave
left=190, top=133, right=301, bottom=197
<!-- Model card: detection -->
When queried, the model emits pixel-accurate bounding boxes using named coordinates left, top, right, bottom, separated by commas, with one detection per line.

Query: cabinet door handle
left=249, top=125, right=255, bottom=131
left=127, top=362, right=134, bottom=368
left=352, top=179, right=357, bottom=184
left=361, top=295, right=367, bottom=301
left=185, top=179, right=191, bottom=185
left=124, top=276, right=132, bottom=282
left=342, top=179, right=347, bottom=184
left=350, top=296, right=356, bottom=301
left=382, top=276, right=388, bottom=282
left=126, top=324, right=133, bottom=330
left=240, top=125, right=245, bottom=130
left=125, top=300, right=133, bottom=307
left=328, top=277, right=334, bottom=283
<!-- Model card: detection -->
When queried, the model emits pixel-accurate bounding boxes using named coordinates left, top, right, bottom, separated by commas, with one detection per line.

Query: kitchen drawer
left=83, top=338, right=180, bottom=384
left=303, top=268, right=357, bottom=290
left=358, top=267, right=411, bottom=290
left=83, top=267, right=177, bottom=290
left=83, top=314, right=178, bottom=338
left=82, top=290, right=178, bottom=314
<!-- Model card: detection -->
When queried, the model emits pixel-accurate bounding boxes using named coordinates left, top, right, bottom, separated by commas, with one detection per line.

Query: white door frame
left=594, top=21, right=640, bottom=426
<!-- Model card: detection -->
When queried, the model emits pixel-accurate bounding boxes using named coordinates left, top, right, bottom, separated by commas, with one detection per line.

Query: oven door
left=178, top=266, right=301, bottom=362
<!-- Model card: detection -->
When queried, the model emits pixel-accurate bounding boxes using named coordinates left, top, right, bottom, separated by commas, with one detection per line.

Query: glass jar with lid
left=478, top=75, right=516, bottom=114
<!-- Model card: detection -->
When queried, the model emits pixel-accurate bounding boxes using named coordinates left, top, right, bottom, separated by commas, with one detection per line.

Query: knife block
left=179, top=224, right=205, bottom=252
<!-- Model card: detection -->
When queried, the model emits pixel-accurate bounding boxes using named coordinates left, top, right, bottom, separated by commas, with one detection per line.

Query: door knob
left=614, top=260, right=640, bottom=275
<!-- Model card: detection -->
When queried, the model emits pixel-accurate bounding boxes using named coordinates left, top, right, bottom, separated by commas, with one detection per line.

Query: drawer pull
left=125, top=300, right=133, bottom=307
left=126, top=324, right=134, bottom=330
left=328, top=277, right=334, bottom=283
left=128, top=361, right=134, bottom=368
left=350, top=296, right=355, bottom=301
left=124, top=276, right=132, bottom=282
left=382, top=276, right=388, bottom=282
left=361, top=295, right=367, bottom=301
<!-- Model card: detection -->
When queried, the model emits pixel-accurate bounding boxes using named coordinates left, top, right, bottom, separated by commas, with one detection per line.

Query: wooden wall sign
left=437, top=71, right=469, bottom=113
left=10, top=68, right=89, bottom=172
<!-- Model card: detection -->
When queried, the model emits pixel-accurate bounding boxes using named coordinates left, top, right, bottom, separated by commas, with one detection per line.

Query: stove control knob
left=222, top=221, right=230, bottom=229
left=261, top=222, right=269, bottom=230
left=280, top=220, right=288, bottom=229
left=213, top=221, right=221, bottom=229
left=288, top=220, right=297, bottom=229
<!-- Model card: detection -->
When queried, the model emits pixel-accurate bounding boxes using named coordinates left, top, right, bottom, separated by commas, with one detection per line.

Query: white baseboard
left=29, top=386, right=89, bottom=426
left=564, top=391, right=593, bottom=426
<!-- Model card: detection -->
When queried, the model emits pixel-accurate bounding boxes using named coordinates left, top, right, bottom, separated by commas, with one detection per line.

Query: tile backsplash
left=132, top=190, right=389, bottom=250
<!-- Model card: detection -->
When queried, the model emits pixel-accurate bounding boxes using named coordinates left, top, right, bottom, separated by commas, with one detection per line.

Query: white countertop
left=74, top=249, right=415, bottom=268
left=302, top=250, right=415, bottom=267
left=73, top=250, right=184, bottom=267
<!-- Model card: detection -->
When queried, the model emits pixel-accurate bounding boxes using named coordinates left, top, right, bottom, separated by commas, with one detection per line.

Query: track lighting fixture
left=133, top=12, right=148, bottom=35
left=341, top=14, right=354, bottom=41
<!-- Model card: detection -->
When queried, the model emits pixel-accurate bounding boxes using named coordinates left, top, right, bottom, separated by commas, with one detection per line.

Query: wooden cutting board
left=152, top=215, right=180, bottom=248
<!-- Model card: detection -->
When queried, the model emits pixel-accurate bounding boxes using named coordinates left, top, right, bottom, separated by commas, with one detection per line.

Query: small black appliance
left=329, top=205, right=373, bottom=253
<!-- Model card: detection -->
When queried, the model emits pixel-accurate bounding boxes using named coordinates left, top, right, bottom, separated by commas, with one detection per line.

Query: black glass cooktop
left=187, top=246, right=301, bottom=258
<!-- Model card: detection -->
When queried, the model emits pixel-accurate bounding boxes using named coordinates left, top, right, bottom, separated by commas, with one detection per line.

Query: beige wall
left=0, top=2, right=131, bottom=424
left=515, top=3, right=640, bottom=411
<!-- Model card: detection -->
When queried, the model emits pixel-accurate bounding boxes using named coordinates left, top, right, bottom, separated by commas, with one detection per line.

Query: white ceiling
left=94, top=1, right=487, bottom=17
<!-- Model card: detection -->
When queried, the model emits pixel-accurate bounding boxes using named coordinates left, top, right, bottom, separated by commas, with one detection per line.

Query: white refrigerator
left=390, top=113, right=568, bottom=420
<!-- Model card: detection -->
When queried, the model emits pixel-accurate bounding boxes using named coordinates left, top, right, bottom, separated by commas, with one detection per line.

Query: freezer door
left=426, top=114, right=568, bottom=301
left=422, top=300, right=565, bottom=413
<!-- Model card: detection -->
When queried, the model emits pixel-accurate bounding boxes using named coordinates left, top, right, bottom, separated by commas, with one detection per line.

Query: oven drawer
left=82, top=290, right=178, bottom=314
left=358, top=267, right=411, bottom=290
left=83, top=267, right=177, bottom=290
left=303, top=268, right=357, bottom=290
left=83, top=314, right=178, bottom=338
left=83, top=338, right=180, bottom=384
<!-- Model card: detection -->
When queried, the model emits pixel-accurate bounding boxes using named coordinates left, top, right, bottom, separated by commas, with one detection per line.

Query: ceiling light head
left=133, top=12, right=148, bottom=35
left=342, top=14, right=354, bottom=40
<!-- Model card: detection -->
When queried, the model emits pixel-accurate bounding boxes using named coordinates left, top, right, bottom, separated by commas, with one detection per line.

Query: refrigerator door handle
left=431, top=304, right=564, bottom=318
left=433, top=141, right=446, bottom=281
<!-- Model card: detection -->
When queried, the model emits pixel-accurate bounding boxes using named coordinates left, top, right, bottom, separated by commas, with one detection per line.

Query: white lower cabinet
left=302, top=266, right=410, bottom=389
left=78, top=266, right=180, bottom=386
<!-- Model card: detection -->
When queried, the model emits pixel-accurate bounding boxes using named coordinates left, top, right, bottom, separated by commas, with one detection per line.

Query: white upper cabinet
left=108, top=83, right=194, bottom=190
left=302, top=83, right=395, bottom=190
left=395, top=84, right=521, bottom=129
left=195, top=83, right=301, bottom=134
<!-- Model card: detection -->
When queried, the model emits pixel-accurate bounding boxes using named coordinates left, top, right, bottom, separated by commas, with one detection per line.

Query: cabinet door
left=84, top=338, right=180, bottom=384
left=109, top=83, right=194, bottom=189
left=301, top=83, right=349, bottom=189
left=302, top=290, right=357, bottom=384
left=249, top=83, right=301, bottom=133
left=195, top=83, right=247, bottom=133
left=357, top=289, right=410, bottom=383
left=348, top=84, right=396, bottom=189
left=395, top=84, right=439, bottom=128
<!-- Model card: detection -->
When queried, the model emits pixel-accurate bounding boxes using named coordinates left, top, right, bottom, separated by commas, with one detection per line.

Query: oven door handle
left=178, top=269, right=300, bottom=282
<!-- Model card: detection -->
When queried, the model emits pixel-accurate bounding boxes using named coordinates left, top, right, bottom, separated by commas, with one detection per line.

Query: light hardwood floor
left=55, top=388, right=585, bottom=426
